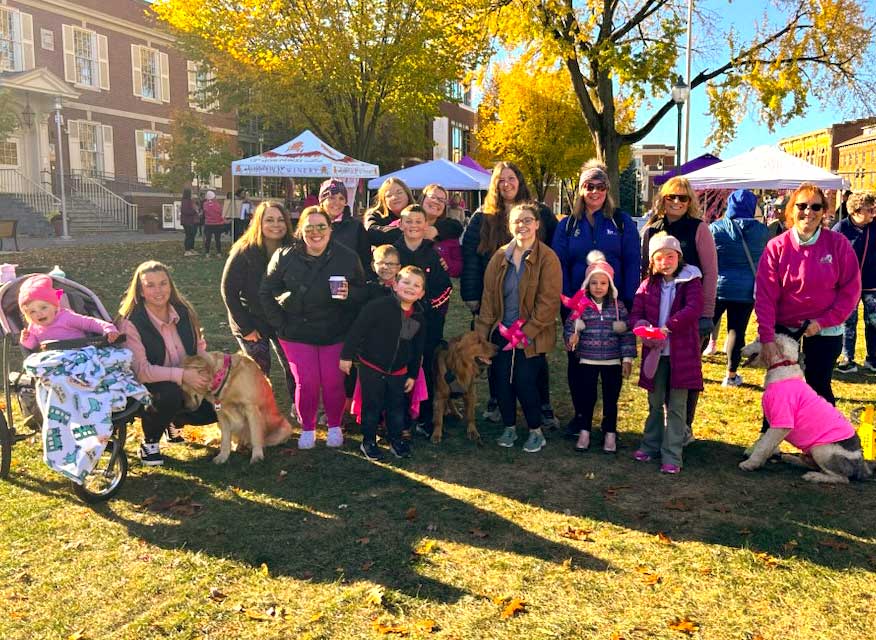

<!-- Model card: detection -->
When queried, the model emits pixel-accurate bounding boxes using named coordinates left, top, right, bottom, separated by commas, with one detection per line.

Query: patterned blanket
left=23, top=346, right=150, bottom=484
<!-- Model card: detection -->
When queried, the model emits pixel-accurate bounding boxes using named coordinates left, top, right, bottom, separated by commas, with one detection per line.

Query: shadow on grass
left=412, top=417, right=876, bottom=573
left=95, top=443, right=611, bottom=604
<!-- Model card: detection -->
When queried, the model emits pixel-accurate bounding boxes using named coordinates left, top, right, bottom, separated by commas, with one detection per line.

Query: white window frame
left=0, top=7, right=34, bottom=73
left=132, top=45, right=170, bottom=103
left=135, top=129, right=170, bottom=184
left=62, top=25, right=108, bottom=90
left=66, top=120, right=115, bottom=179
left=187, top=60, right=218, bottom=111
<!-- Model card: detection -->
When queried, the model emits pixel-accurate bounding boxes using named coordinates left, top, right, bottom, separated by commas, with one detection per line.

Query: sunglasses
left=583, top=182, right=607, bottom=192
left=794, top=202, right=824, bottom=212
left=303, top=223, right=329, bottom=233
left=664, top=194, right=691, bottom=203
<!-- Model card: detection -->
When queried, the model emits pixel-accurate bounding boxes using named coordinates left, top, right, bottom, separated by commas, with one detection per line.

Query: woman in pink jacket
left=755, top=182, right=861, bottom=407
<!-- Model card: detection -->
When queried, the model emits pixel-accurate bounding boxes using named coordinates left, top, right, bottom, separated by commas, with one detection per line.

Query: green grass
left=1, top=240, right=875, bottom=639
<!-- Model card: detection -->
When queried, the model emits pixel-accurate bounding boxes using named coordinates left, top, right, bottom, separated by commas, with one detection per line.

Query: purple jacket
left=629, top=265, right=704, bottom=391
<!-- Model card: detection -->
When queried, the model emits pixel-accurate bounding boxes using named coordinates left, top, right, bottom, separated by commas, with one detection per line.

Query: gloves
left=698, top=317, right=715, bottom=337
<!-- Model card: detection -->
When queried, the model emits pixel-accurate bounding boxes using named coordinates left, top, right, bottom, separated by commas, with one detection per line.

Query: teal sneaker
left=522, top=429, right=546, bottom=453
left=496, top=426, right=517, bottom=447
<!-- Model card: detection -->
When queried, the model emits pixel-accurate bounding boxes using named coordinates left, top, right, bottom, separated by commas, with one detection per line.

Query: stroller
left=0, top=273, right=145, bottom=503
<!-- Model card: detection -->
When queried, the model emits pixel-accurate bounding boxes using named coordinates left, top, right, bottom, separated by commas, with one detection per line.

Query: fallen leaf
left=413, top=539, right=437, bottom=555
left=67, top=630, right=87, bottom=640
left=309, top=612, right=323, bottom=623
left=712, top=504, right=731, bottom=513
left=500, top=598, right=526, bottom=620
left=558, top=526, right=594, bottom=542
left=754, top=552, right=783, bottom=569
left=412, top=619, right=437, bottom=632
left=641, top=573, right=662, bottom=586
left=209, top=587, right=227, bottom=602
left=356, top=537, right=371, bottom=545
left=656, top=532, right=673, bottom=545
left=365, top=585, right=385, bottom=606
left=698, top=566, right=713, bottom=576
left=470, top=528, right=489, bottom=539
left=561, top=558, right=574, bottom=570
left=782, top=539, right=799, bottom=553
left=245, top=609, right=274, bottom=621
left=610, top=633, right=626, bottom=640
left=144, top=495, right=204, bottom=518
left=361, top=560, right=374, bottom=571
left=62, top=540, right=83, bottom=551
left=818, top=538, right=850, bottom=551
left=259, top=563, right=270, bottom=577
left=372, top=620, right=409, bottom=635
left=663, top=499, right=690, bottom=511
left=668, top=616, right=700, bottom=634
left=604, top=485, right=631, bottom=499
left=404, top=507, right=418, bottom=521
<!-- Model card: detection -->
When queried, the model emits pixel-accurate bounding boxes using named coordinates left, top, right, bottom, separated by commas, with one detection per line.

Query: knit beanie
left=578, top=164, right=609, bottom=189
left=577, top=250, right=627, bottom=334
left=204, top=190, right=216, bottom=200
left=18, top=274, right=62, bottom=309
left=318, top=179, right=346, bottom=203
left=648, top=232, right=683, bottom=259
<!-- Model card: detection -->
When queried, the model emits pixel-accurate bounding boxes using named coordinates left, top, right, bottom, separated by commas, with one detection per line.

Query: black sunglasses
left=794, top=202, right=824, bottom=212
left=664, top=194, right=690, bottom=203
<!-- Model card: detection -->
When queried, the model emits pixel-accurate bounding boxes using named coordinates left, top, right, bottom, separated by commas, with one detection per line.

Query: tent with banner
left=368, top=158, right=491, bottom=192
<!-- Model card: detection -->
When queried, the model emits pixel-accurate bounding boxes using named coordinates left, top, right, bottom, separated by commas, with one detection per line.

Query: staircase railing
left=68, top=174, right=139, bottom=230
left=0, top=168, right=63, bottom=220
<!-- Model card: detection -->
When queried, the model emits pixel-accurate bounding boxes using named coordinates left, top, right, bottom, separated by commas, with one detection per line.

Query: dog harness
left=209, top=353, right=233, bottom=410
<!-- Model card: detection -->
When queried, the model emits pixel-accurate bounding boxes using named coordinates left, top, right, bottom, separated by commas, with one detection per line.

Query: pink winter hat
left=581, top=250, right=618, bottom=299
left=18, top=274, right=62, bottom=309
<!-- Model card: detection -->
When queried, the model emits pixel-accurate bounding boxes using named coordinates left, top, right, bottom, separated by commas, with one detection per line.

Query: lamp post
left=671, top=75, right=689, bottom=170
left=53, top=96, right=71, bottom=240
left=634, top=168, right=642, bottom=217
left=258, top=132, right=264, bottom=196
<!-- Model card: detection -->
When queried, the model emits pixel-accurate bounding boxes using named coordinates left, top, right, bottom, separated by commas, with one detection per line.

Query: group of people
left=179, top=188, right=254, bottom=258
left=34, top=161, right=866, bottom=473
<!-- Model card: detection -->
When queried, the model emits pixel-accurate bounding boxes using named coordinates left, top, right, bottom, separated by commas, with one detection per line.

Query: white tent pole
left=231, top=173, right=236, bottom=243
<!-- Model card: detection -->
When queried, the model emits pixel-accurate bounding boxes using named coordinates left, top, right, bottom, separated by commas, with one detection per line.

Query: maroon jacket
left=629, top=265, right=704, bottom=391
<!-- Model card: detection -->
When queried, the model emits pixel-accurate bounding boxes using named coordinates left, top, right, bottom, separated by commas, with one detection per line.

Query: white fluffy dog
left=739, top=334, right=873, bottom=483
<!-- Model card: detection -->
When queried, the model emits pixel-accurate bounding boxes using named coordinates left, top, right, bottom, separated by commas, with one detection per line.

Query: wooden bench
left=0, top=219, right=18, bottom=251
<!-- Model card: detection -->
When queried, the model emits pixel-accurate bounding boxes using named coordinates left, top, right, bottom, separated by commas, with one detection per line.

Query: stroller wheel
left=72, top=439, right=128, bottom=503
left=0, top=410, right=10, bottom=479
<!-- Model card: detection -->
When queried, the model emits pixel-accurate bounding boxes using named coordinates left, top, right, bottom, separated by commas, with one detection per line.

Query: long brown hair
left=478, top=161, right=531, bottom=254
left=367, top=177, right=414, bottom=218
left=646, top=176, right=701, bottom=226
left=233, top=200, right=294, bottom=254
left=117, top=261, right=201, bottom=331
left=783, top=182, right=827, bottom=230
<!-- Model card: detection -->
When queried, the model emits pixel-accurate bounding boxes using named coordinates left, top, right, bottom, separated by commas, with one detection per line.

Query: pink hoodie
left=755, top=229, right=860, bottom=343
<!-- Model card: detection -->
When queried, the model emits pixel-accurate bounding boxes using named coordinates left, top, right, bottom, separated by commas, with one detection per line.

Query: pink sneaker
left=633, top=450, right=653, bottom=462
left=660, top=463, right=681, bottom=474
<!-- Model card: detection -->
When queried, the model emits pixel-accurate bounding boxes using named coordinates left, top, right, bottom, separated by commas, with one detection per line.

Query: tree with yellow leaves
left=437, top=0, right=872, bottom=199
left=150, top=0, right=491, bottom=166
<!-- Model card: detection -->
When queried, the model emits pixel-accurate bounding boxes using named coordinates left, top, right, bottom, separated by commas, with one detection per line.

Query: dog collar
left=209, top=353, right=233, bottom=396
left=767, top=359, right=796, bottom=371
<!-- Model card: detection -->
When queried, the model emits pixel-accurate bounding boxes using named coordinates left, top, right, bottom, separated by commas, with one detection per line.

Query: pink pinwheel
left=498, top=318, right=529, bottom=351
left=561, top=289, right=598, bottom=323
left=632, top=324, right=666, bottom=341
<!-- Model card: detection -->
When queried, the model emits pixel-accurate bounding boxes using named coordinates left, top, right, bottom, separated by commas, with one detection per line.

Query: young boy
left=340, top=266, right=426, bottom=460
left=393, top=205, right=452, bottom=435
left=366, top=244, right=402, bottom=298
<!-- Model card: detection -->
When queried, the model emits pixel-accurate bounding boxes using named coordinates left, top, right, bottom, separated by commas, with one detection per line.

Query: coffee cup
left=329, top=275, right=347, bottom=299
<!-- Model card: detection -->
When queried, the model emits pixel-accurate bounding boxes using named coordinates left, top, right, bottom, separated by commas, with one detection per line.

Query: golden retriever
left=430, top=332, right=497, bottom=444
left=181, top=351, right=293, bottom=464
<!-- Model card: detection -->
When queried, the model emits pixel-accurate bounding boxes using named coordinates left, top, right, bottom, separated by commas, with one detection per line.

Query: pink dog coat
left=762, top=378, right=855, bottom=453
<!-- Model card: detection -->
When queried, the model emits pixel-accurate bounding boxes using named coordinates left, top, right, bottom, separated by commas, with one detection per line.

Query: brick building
left=431, top=81, right=476, bottom=163
left=631, top=144, right=676, bottom=214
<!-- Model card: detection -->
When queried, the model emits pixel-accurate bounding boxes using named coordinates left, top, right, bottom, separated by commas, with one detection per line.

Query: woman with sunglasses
left=553, top=161, right=640, bottom=437
left=755, top=183, right=860, bottom=406
left=259, top=206, right=368, bottom=449
left=640, top=177, right=718, bottom=440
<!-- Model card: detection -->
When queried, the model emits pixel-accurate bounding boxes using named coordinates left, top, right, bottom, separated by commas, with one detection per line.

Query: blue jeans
left=842, top=293, right=876, bottom=364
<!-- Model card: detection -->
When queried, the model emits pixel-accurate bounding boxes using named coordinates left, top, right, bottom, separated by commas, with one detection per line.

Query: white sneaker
left=721, top=374, right=743, bottom=387
left=702, top=339, right=717, bottom=356
left=298, top=430, right=316, bottom=449
left=326, top=427, right=343, bottom=448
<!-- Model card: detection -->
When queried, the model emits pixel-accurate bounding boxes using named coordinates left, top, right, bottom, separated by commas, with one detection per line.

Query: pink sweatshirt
left=21, top=308, right=117, bottom=350
left=755, top=229, right=861, bottom=343
left=117, top=307, right=206, bottom=385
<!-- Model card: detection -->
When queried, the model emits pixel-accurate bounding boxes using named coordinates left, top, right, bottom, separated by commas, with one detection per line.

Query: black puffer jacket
left=341, top=294, right=425, bottom=378
left=332, top=213, right=372, bottom=273
left=259, top=240, right=367, bottom=345
left=364, top=209, right=402, bottom=245
left=221, top=241, right=289, bottom=338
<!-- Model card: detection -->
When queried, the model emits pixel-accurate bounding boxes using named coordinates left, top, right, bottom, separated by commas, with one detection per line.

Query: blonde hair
left=647, top=176, right=701, bottom=226
left=368, top=178, right=414, bottom=218
left=397, top=265, right=426, bottom=286
left=117, top=261, right=201, bottom=331
left=372, top=244, right=400, bottom=262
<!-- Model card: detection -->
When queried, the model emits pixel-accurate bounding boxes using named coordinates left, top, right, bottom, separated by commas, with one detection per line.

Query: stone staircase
left=64, top=194, right=133, bottom=234
left=0, top=194, right=54, bottom=236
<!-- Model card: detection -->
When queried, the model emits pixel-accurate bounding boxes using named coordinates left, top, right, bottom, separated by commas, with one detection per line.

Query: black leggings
left=141, top=381, right=217, bottom=443
left=491, top=333, right=544, bottom=430
left=572, top=363, right=623, bottom=432
left=712, top=299, right=754, bottom=372
left=182, top=224, right=196, bottom=251
left=204, top=225, right=224, bottom=253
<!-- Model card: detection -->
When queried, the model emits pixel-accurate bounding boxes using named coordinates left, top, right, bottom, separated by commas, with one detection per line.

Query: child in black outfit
left=341, top=266, right=426, bottom=460
left=366, top=244, right=402, bottom=299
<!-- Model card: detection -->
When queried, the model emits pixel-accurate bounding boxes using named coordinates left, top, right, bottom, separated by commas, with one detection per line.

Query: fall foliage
left=151, top=110, right=236, bottom=192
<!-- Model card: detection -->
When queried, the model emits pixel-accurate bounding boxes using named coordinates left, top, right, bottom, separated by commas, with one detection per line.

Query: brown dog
left=430, top=332, right=497, bottom=444
left=181, top=352, right=293, bottom=464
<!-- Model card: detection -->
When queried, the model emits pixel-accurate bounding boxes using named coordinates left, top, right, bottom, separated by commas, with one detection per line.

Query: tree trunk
left=591, top=124, right=622, bottom=207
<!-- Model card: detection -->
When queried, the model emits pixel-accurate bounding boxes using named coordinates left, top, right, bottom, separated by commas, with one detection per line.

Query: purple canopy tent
left=458, top=155, right=490, bottom=174
left=653, top=153, right=721, bottom=186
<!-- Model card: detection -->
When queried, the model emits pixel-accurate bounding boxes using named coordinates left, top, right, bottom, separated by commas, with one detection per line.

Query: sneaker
left=298, top=430, right=316, bottom=449
left=863, top=360, right=876, bottom=373
left=360, top=440, right=384, bottom=461
left=389, top=440, right=411, bottom=459
left=633, top=449, right=653, bottom=462
left=836, top=360, right=858, bottom=374
left=702, top=338, right=717, bottom=356
left=496, top=426, right=518, bottom=448
left=721, top=373, right=743, bottom=387
left=482, top=398, right=501, bottom=421
left=522, top=429, right=546, bottom=453
left=660, top=463, right=681, bottom=474
left=326, top=427, right=343, bottom=448
left=165, top=425, right=185, bottom=443
left=414, top=422, right=433, bottom=439
left=541, top=406, right=559, bottom=431
left=139, top=442, right=163, bottom=466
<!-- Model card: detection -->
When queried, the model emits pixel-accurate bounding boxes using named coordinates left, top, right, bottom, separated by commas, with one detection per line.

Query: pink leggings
left=279, top=340, right=346, bottom=431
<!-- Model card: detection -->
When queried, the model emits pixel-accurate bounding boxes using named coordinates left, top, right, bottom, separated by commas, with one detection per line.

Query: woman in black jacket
left=318, top=178, right=372, bottom=272
left=259, top=206, right=368, bottom=449
left=221, top=200, right=296, bottom=401
left=364, top=177, right=415, bottom=246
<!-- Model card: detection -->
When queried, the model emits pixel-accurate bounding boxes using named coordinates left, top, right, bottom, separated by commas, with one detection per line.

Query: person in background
left=836, top=189, right=852, bottom=223
left=221, top=200, right=297, bottom=404
left=708, top=189, right=769, bottom=387
left=180, top=187, right=199, bottom=257
left=235, top=189, right=252, bottom=240
left=364, top=177, right=415, bottom=246
left=832, top=191, right=876, bottom=373
left=202, top=190, right=226, bottom=257
left=461, top=161, right=558, bottom=429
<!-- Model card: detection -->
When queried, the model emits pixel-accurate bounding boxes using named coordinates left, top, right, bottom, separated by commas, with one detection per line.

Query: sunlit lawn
left=0, top=238, right=874, bottom=639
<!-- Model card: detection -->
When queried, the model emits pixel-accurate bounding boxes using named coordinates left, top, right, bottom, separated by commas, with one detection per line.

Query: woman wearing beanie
left=553, top=160, right=640, bottom=437
left=562, top=251, right=636, bottom=453
left=709, top=189, right=769, bottom=387
left=319, top=178, right=372, bottom=272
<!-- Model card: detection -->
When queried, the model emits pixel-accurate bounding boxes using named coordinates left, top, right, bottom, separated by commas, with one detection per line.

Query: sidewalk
left=2, top=230, right=185, bottom=251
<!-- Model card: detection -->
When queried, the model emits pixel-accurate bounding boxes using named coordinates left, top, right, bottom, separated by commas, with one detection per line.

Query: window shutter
left=20, top=12, right=34, bottom=71
left=62, top=24, right=76, bottom=83
left=187, top=60, right=198, bottom=108
left=135, top=130, right=146, bottom=183
left=159, top=52, right=170, bottom=103
left=101, top=125, right=114, bottom=179
left=67, top=120, right=81, bottom=174
left=131, top=44, right=142, bottom=97
left=97, top=34, right=109, bottom=90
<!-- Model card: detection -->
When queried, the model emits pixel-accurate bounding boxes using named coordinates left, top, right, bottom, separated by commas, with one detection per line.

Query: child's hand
left=622, top=361, right=632, bottom=378
left=404, top=377, right=415, bottom=393
left=107, top=331, right=120, bottom=343
left=566, top=333, right=579, bottom=351
left=21, top=327, right=29, bottom=341
left=339, top=359, right=353, bottom=375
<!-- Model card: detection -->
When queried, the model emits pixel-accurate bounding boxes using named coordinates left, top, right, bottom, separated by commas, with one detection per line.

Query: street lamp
left=53, top=96, right=71, bottom=240
left=671, top=75, right=689, bottom=169
left=258, top=132, right=264, bottom=196
left=634, top=168, right=642, bottom=217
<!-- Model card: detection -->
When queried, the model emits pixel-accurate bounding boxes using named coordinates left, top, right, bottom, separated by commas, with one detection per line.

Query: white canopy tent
left=368, top=159, right=491, bottom=191
left=683, top=145, right=847, bottom=191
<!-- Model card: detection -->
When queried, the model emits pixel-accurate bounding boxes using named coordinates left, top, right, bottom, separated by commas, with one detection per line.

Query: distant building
left=432, top=81, right=476, bottom=163
left=836, top=125, right=876, bottom=192
left=632, top=144, right=676, bottom=214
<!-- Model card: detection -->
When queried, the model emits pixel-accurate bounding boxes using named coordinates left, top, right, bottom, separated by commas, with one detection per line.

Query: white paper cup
left=329, top=275, right=347, bottom=299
